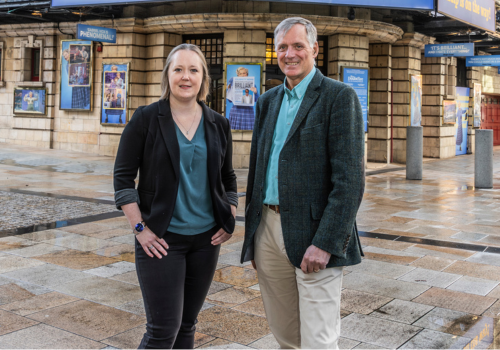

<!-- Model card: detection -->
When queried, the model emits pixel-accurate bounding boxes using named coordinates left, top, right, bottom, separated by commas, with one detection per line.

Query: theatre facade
left=0, top=0, right=498, bottom=168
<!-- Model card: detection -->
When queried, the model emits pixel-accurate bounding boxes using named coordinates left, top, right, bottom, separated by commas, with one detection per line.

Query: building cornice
left=0, top=13, right=403, bottom=43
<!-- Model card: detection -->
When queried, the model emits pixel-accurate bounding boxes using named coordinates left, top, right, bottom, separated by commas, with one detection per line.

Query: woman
left=113, top=43, right=238, bottom=349
left=226, top=66, right=259, bottom=130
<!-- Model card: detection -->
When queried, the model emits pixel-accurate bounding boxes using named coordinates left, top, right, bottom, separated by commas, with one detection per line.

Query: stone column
left=421, top=56, right=456, bottom=158
left=224, top=29, right=266, bottom=169
left=328, top=34, right=369, bottom=164
left=327, top=34, right=369, bottom=81
left=391, top=33, right=429, bottom=163
left=368, top=43, right=392, bottom=163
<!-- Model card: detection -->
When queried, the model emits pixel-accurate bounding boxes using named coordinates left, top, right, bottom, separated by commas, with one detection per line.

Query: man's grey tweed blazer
left=241, top=68, right=365, bottom=268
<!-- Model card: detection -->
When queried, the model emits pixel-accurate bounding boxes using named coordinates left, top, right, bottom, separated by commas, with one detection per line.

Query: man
left=241, top=89, right=253, bottom=104
left=24, top=91, right=38, bottom=111
left=82, top=46, right=89, bottom=62
left=241, top=17, right=365, bottom=349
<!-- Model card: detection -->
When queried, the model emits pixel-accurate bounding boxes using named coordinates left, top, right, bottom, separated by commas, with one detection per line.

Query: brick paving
left=0, top=143, right=499, bottom=349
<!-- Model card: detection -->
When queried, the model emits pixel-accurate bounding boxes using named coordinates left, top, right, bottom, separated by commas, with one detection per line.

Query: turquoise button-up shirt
left=263, top=68, right=316, bottom=205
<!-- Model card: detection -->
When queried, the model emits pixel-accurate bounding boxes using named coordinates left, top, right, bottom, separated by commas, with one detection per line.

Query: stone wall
left=368, top=43, right=392, bottom=163
left=421, top=56, right=456, bottom=159
left=225, top=29, right=266, bottom=169
left=390, top=33, right=426, bottom=163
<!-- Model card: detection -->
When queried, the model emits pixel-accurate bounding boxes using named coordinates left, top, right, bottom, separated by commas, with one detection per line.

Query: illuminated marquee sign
left=52, top=0, right=172, bottom=7
left=52, top=0, right=434, bottom=9
left=438, top=0, right=495, bottom=32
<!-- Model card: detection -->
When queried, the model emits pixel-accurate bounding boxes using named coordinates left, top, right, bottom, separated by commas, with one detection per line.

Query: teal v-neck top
left=167, top=115, right=216, bottom=235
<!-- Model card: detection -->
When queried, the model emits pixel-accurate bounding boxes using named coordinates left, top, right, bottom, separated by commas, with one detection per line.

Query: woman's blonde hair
left=160, top=43, right=210, bottom=102
left=236, top=67, right=249, bottom=76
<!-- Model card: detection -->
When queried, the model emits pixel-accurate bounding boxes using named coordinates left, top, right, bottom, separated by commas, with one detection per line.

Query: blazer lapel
left=201, top=102, right=219, bottom=189
left=157, top=99, right=180, bottom=180
left=285, top=69, right=323, bottom=145
left=262, top=86, right=285, bottom=170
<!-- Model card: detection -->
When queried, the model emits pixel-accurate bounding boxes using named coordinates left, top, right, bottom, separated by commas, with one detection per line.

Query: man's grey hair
left=274, top=17, right=317, bottom=50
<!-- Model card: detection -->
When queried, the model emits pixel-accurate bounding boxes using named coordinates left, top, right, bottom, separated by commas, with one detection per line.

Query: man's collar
left=284, top=68, right=317, bottom=100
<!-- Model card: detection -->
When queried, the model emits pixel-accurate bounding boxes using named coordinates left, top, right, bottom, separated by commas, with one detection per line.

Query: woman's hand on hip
left=136, top=228, right=169, bottom=259
left=211, top=205, right=236, bottom=245
left=211, top=229, right=232, bottom=245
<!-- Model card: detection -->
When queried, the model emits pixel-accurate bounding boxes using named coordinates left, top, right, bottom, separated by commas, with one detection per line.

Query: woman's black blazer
left=113, top=99, right=237, bottom=237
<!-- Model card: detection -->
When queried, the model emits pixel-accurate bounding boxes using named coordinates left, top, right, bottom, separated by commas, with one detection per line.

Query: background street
left=0, top=144, right=499, bottom=349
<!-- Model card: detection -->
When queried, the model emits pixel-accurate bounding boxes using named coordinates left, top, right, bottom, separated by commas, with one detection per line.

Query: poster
left=341, top=67, right=369, bottom=133
left=410, top=75, right=422, bottom=127
left=101, top=63, right=129, bottom=125
left=473, top=83, right=482, bottom=128
left=225, top=63, right=262, bottom=130
left=60, top=40, right=92, bottom=111
left=13, top=87, right=46, bottom=115
left=455, top=87, right=470, bottom=155
left=443, top=100, right=457, bottom=125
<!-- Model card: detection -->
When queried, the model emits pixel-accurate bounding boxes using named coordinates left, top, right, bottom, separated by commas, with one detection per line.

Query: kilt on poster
left=60, top=40, right=92, bottom=111
left=101, top=63, right=129, bottom=125
left=225, top=63, right=262, bottom=130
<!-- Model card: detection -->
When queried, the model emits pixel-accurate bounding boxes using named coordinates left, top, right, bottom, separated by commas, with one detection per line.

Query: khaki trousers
left=254, top=205, right=343, bottom=349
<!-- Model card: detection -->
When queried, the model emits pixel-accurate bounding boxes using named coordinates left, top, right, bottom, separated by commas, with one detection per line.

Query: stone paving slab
left=413, top=288, right=497, bottom=315
left=340, top=289, right=393, bottom=315
left=196, top=306, right=270, bottom=345
left=467, top=252, right=500, bottom=267
left=52, top=275, right=142, bottom=307
left=84, top=261, right=136, bottom=278
left=369, top=299, right=434, bottom=324
left=340, top=313, right=422, bottom=348
left=443, top=260, right=500, bottom=281
left=446, top=276, right=499, bottom=296
left=399, top=329, right=471, bottom=349
left=0, top=291, right=79, bottom=316
left=0, top=309, right=39, bottom=336
left=409, top=255, right=456, bottom=271
left=2, top=263, right=91, bottom=288
left=397, top=267, right=462, bottom=288
left=0, top=324, right=104, bottom=349
left=28, top=300, right=145, bottom=341
left=342, top=272, right=430, bottom=300
left=345, top=259, right=416, bottom=279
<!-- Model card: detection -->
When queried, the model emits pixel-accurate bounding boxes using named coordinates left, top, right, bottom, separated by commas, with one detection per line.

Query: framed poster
left=443, top=100, right=457, bottom=125
left=101, top=63, right=130, bottom=125
left=409, top=74, right=422, bottom=127
left=341, top=66, right=369, bottom=133
left=473, top=83, right=482, bottom=128
left=60, top=40, right=93, bottom=111
left=225, top=63, right=262, bottom=130
left=455, top=87, right=470, bottom=155
left=13, top=87, right=47, bottom=116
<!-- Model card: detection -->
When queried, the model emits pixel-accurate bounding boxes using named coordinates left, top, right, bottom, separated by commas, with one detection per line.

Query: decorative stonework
left=0, top=15, right=404, bottom=45
left=17, top=35, right=44, bottom=86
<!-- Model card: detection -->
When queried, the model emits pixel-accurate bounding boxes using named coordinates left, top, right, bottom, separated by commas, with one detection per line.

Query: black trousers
left=135, top=226, right=221, bottom=349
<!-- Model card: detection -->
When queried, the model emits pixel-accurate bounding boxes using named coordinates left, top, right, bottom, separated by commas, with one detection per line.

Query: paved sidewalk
left=0, top=143, right=499, bottom=349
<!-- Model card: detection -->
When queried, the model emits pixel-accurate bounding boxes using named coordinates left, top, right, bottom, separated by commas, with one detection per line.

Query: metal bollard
left=475, top=129, right=493, bottom=189
left=406, top=126, right=423, bottom=180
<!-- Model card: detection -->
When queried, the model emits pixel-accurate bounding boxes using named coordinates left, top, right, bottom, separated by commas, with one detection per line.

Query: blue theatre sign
left=466, top=55, right=500, bottom=67
left=425, top=43, right=474, bottom=57
left=52, top=0, right=434, bottom=9
left=77, top=24, right=117, bottom=44
left=437, top=0, right=496, bottom=33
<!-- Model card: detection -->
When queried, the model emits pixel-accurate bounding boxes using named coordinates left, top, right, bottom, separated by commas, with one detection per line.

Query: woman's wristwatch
left=134, top=221, right=146, bottom=235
